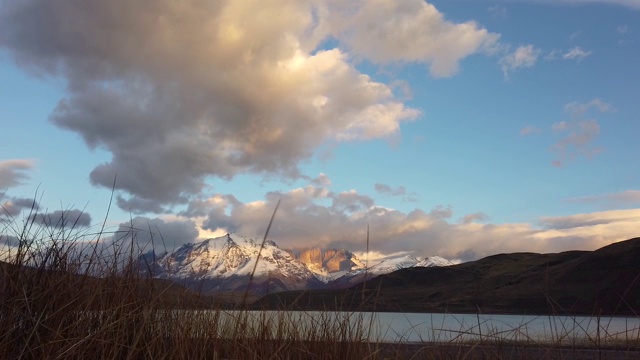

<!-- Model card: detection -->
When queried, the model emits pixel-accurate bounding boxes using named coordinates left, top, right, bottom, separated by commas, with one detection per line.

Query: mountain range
left=256, top=237, right=640, bottom=316
left=142, top=234, right=456, bottom=295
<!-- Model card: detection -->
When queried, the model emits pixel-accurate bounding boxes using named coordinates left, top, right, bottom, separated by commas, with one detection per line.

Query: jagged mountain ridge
left=148, top=234, right=323, bottom=294
left=329, top=254, right=457, bottom=288
left=292, top=248, right=365, bottom=283
left=145, top=234, right=455, bottom=294
left=256, top=237, right=640, bottom=315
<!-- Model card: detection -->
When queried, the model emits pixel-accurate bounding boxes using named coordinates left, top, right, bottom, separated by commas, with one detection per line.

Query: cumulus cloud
left=0, top=0, right=502, bottom=212
left=328, top=0, right=500, bottom=77
left=499, top=45, right=540, bottom=78
left=28, top=209, right=92, bottom=228
left=187, top=180, right=639, bottom=260
left=0, top=159, right=35, bottom=189
left=551, top=99, right=614, bottom=166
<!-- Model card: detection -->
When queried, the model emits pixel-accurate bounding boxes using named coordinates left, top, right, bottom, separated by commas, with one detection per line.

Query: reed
left=1, top=197, right=639, bottom=359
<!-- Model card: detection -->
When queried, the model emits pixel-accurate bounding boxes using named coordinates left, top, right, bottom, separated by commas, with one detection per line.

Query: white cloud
left=499, top=45, right=541, bottom=78
left=0, top=0, right=502, bottom=212
left=562, top=46, right=592, bottom=61
left=328, top=0, right=500, bottom=77
left=178, top=179, right=640, bottom=261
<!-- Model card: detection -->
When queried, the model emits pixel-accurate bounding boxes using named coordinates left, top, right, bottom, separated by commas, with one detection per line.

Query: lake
left=209, top=310, right=640, bottom=345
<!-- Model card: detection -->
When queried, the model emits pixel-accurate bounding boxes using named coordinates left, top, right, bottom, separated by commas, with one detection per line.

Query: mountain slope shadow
left=255, top=237, right=640, bottom=315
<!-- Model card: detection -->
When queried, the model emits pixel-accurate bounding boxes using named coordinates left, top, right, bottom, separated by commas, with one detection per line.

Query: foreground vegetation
left=1, top=205, right=640, bottom=359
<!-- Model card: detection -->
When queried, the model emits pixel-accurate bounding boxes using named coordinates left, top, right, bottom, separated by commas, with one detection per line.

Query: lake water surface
left=217, top=311, right=640, bottom=344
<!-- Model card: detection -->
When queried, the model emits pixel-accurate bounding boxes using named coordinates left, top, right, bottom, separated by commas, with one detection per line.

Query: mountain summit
left=146, top=234, right=323, bottom=294
left=144, top=234, right=455, bottom=295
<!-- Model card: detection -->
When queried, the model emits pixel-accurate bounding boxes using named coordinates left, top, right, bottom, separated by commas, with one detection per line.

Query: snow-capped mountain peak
left=144, top=234, right=457, bottom=294
left=149, top=234, right=322, bottom=294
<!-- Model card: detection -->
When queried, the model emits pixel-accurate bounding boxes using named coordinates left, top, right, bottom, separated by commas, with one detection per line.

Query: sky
left=1, top=0, right=639, bottom=262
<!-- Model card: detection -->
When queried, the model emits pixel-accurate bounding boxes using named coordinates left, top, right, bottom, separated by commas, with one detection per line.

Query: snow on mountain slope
left=149, top=234, right=322, bottom=294
left=351, top=255, right=457, bottom=276
left=329, top=255, right=458, bottom=288
left=145, top=234, right=457, bottom=294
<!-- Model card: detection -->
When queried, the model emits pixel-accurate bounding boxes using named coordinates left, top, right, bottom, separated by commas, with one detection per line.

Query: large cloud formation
left=0, top=0, right=497, bottom=212
left=178, top=176, right=640, bottom=261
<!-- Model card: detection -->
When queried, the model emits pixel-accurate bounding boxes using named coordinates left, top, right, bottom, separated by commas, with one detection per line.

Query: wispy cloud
left=562, top=46, right=592, bottom=61
left=375, top=183, right=407, bottom=197
left=564, top=98, right=615, bottom=117
left=545, top=46, right=593, bottom=61
left=488, top=5, right=508, bottom=18
left=520, top=125, right=542, bottom=136
left=616, top=24, right=633, bottom=46
left=374, top=183, right=419, bottom=202
left=553, top=0, right=640, bottom=9
left=499, top=45, right=540, bottom=78
left=459, top=212, right=490, bottom=224
left=0, top=159, right=35, bottom=189
left=551, top=99, right=614, bottom=166
left=567, top=190, right=640, bottom=205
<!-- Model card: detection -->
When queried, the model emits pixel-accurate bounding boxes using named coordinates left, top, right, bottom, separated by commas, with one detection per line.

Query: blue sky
left=1, top=0, right=639, bottom=261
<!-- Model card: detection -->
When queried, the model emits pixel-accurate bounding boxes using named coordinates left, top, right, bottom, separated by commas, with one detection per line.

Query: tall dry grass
left=0, top=199, right=394, bottom=359
left=1, top=198, right=639, bottom=359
